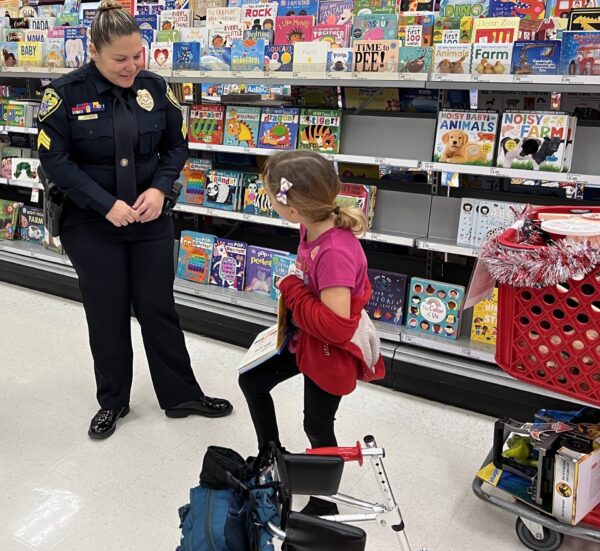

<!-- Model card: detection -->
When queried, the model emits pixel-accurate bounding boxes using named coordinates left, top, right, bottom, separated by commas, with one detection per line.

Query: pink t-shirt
left=296, top=225, right=367, bottom=298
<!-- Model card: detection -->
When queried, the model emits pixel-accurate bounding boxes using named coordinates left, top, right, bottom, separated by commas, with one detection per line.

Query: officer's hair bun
left=98, top=0, right=123, bottom=12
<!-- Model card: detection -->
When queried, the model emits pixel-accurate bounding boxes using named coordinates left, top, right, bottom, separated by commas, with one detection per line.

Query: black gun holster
left=40, top=166, right=65, bottom=238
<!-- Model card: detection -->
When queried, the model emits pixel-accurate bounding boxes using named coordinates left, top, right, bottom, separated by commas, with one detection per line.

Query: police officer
left=37, top=0, right=232, bottom=440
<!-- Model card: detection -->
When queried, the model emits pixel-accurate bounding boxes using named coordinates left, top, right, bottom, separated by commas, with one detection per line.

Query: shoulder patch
left=166, top=84, right=181, bottom=111
left=38, top=88, right=62, bottom=122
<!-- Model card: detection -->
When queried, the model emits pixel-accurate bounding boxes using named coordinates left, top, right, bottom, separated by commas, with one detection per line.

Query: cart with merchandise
left=472, top=206, right=600, bottom=551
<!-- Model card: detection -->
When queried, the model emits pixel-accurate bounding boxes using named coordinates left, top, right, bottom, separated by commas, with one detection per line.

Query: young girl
left=238, top=150, right=385, bottom=514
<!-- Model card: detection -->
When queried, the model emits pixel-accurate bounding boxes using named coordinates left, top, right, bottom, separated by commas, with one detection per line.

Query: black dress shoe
left=165, top=396, right=233, bottom=418
left=88, top=406, right=130, bottom=440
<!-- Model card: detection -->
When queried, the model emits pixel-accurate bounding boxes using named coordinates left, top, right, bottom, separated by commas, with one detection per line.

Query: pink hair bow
left=276, top=177, right=293, bottom=205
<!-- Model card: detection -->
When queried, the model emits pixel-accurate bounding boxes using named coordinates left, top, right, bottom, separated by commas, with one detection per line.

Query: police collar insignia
left=71, top=102, right=105, bottom=115
left=136, top=89, right=154, bottom=111
left=38, top=88, right=62, bottom=122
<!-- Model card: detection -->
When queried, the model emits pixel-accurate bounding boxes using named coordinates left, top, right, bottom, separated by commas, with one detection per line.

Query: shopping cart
left=473, top=206, right=600, bottom=551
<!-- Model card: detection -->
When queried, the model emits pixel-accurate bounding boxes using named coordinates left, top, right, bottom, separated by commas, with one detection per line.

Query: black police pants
left=238, top=348, right=342, bottom=451
left=60, top=216, right=203, bottom=410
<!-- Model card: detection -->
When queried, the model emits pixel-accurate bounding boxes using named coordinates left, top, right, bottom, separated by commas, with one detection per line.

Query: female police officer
left=37, top=0, right=232, bottom=439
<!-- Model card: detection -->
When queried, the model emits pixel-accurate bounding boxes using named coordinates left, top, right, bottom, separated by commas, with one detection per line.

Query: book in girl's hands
left=398, top=46, right=432, bottom=74
left=327, top=48, right=353, bottom=72
left=271, top=253, right=298, bottom=300
left=204, top=169, right=243, bottom=210
left=274, top=15, right=314, bottom=45
left=264, top=44, right=294, bottom=71
left=210, top=238, right=247, bottom=290
left=352, top=14, right=398, bottom=42
left=258, top=107, right=300, bottom=150
left=318, top=0, right=353, bottom=25
left=188, top=104, right=225, bottom=145
left=237, top=295, right=291, bottom=374
left=511, top=40, right=561, bottom=74
left=433, top=110, right=499, bottom=166
left=176, top=231, right=215, bottom=284
left=298, top=108, right=342, bottom=154
left=223, top=106, right=261, bottom=148
left=231, top=38, right=266, bottom=71
left=365, top=269, right=407, bottom=326
left=471, top=43, right=513, bottom=75
left=353, top=39, right=400, bottom=72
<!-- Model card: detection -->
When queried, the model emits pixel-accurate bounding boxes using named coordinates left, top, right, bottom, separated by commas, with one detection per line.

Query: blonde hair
left=263, top=150, right=368, bottom=236
left=91, top=0, right=140, bottom=51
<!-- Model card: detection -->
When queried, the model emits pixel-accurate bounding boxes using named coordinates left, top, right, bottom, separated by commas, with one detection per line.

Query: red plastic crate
left=494, top=207, right=600, bottom=406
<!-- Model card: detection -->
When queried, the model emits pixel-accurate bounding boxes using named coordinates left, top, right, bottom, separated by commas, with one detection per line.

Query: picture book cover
left=245, top=246, right=282, bottom=295
left=17, top=42, right=42, bottom=67
left=173, top=41, right=201, bottom=70
left=568, top=8, right=600, bottom=31
left=432, top=43, right=472, bottom=73
left=1, top=42, right=18, bottom=67
left=277, top=0, right=319, bottom=16
left=397, top=14, right=435, bottom=47
left=180, top=27, right=210, bottom=43
left=471, top=43, right=513, bottom=75
left=258, top=107, right=300, bottom=150
left=135, top=14, right=159, bottom=30
left=12, top=157, right=40, bottom=183
left=298, top=108, right=342, bottom=153
left=365, top=269, right=407, bottom=326
left=353, top=39, right=400, bottom=72
left=352, top=14, right=398, bottom=42
left=327, top=48, right=353, bottom=72
left=318, top=0, right=353, bottom=25
left=244, top=28, right=274, bottom=43
left=28, top=17, right=55, bottom=32
left=270, top=253, right=298, bottom=300
left=313, top=24, right=350, bottom=48
left=457, top=197, right=477, bottom=244
left=241, top=2, right=277, bottom=30
left=210, top=238, right=247, bottom=291
left=264, top=44, right=294, bottom=71
left=336, top=182, right=372, bottom=221
left=160, top=9, right=192, bottom=28
left=18, top=205, right=44, bottom=244
left=472, top=16, right=521, bottom=43
left=179, top=159, right=211, bottom=205
left=243, top=176, right=278, bottom=217
left=274, top=15, right=314, bottom=45
left=204, top=169, right=242, bottom=210
left=189, top=104, right=225, bottom=145
left=352, top=0, right=396, bottom=15
left=199, top=47, right=232, bottom=70
left=206, top=6, right=242, bottom=26
left=433, top=110, right=499, bottom=166
left=177, top=231, right=215, bottom=284
left=231, top=38, right=266, bottom=70
left=209, top=23, right=244, bottom=47
left=0, top=199, right=21, bottom=240
left=201, top=83, right=223, bottom=100
left=398, top=46, right=432, bottom=74
left=406, top=278, right=465, bottom=340
left=292, top=41, right=330, bottom=71
left=224, top=106, right=261, bottom=147
left=511, top=40, right=561, bottom=74
left=496, top=111, right=569, bottom=171
left=489, top=0, right=546, bottom=18
left=471, top=287, right=498, bottom=344
left=439, top=0, right=490, bottom=17
left=24, top=30, right=48, bottom=44
left=64, top=27, right=87, bottom=68
left=397, top=0, right=435, bottom=10
left=433, top=16, right=473, bottom=44
left=559, top=31, right=600, bottom=75
left=149, top=42, right=174, bottom=70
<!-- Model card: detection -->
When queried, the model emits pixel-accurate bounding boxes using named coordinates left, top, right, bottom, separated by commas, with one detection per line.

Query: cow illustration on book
left=500, top=136, right=563, bottom=170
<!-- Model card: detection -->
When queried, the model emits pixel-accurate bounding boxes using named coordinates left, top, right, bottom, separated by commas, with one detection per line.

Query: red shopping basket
left=494, top=206, right=600, bottom=407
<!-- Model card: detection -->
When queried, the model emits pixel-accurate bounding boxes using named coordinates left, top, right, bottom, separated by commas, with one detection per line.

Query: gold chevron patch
left=37, top=129, right=52, bottom=150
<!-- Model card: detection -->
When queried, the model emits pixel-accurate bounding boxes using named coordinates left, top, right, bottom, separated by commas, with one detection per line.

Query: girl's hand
left=133, top=188, right=165, bottom=223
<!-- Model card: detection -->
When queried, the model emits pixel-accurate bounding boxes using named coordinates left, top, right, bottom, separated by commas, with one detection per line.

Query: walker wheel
left=515, top=518, right=564, bottom=551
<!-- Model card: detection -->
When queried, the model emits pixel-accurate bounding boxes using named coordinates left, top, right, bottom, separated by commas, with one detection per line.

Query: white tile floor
left=0, top=280, right=597, bottom=551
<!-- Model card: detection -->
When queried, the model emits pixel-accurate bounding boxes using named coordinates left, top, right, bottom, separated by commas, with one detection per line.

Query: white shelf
left=401, top=330, right=496, bottom=364
left=0, top=67, right=71, bottom=78
left=0, top=126, right=38, bottom=135
left=0, top=239, right=70, bottom=266
left=416, top=238, right=480, bottom=258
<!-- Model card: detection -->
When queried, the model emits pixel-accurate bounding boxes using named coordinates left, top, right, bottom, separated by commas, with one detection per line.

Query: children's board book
left=568, top=8, right=600, bottom=31
left=258, top=107, right=300, bottom=150
left=489, top=0, right=545, bottom=18
left=156, top=30, right=181, bottom=42
left=365, top=269, right=407, bottom=326
left=398, top=14, right=435, bottom=47
left=206, top=6, right=242, bottom=26
left=270, top=253, right=298, bottom=300
left=277, top=0, right=319, bottom=16
left=313, top=24, right=350, bottom=48
left=43, top=229, right=63, bottom=255
left=398, top=46, right=432, bottom=74
left=12, top=157, right=40, bottom=183
left=17, top=42, right=42, bottom=67
left=243, top=177, right=278, bottom=218
left=176, top=231, right=215, bottom=284
left=318, top=0, right=353, bottom=25
left=241, top=2, right=278, bottom=30
left=353, top=39, right=399, bottom=72
left=457, top=197, right=477, bottom=244
left=209, top=24, right=243, bottom=47
left=433, top=16, right=473, bottom=44
left=292, top=41, right=330, bottom=72
left=245, top=245, right=282, bottom=294
left=264, top=44, right=294, bottom=71
left=2, top=42, right=18, bottom=68
left=496, top=111, right=569, bottom=171
left=471, top=43, right=513, bottom=75
left=406, top=277, right=465, bottom=340
left=336, top=183, right=372, bottom=219
left=0, top=199, right=21, bottom=240
left=433, top=110, right=499, bottom=166
left=210, top=238, right=247, bottom=290
left=511, top=40, right=561, bottom=74
left=204, top=169, right=242, bottom=210
left=274, top=15, right=314, bottom=45
left=244, top=29, right=274, bottom=43
left=189, top=104, right=225, bottom=145
left=231, top=38, right=266, bottom=70
left=398, top=0, right=435, bottom=10
left=471, top=287, right=498, bottom=344
left=327, top=48, right=353, bottom=72
left=179, top=159, right=211, bottom=205
left=352, top=0, right=396, bottom=15
left=149, top=42, right=174, bottom=70
left=64, top=27, right=87, bottom=68
left=173, top=41, right=200, bottom=70
left=472, top=16, right=520, bottom=43
left=199, top=47, right=232, bottom=70
left=432, top=43, right=472, bottom=74
left=298, top=108, right=342, bottom=154
left=352, top=14, right=398, bottom=42
left=439, top=0, right=490, bottom=17
left=559, top=31, right=600, bottom=76
left=18, top=205, right=44, bottom=244
left=43, top=38, right=65, bottom=67
left=237, top=295, right=290, bottom=374
left=224, top=106, right=261, bottom=148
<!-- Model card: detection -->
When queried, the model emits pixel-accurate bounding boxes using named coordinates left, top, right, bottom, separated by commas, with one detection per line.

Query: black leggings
left=238, top=349, right=342, bottom=451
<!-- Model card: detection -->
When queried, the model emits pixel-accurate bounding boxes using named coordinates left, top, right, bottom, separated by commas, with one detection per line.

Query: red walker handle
left=305, top=441, right=363, bottom=465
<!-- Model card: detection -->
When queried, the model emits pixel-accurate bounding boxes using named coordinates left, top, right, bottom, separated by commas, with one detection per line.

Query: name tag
left=78, top=114, right=98, bottom=121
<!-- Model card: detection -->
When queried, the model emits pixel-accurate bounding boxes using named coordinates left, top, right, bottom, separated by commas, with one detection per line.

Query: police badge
left=38, top=88, right=62, bottom=122
left=136, top=89, right=154, bottom=111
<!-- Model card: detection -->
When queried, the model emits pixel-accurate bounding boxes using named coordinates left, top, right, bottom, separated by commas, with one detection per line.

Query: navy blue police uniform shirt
left=36, top=61, right=188, bottom=227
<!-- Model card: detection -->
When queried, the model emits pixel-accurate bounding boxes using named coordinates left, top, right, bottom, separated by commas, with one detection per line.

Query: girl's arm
left=320, top=287, right=351, bottom=319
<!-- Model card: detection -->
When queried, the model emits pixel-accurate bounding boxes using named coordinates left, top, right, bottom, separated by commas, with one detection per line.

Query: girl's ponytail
left=333, top=204, right=368, bottom=236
